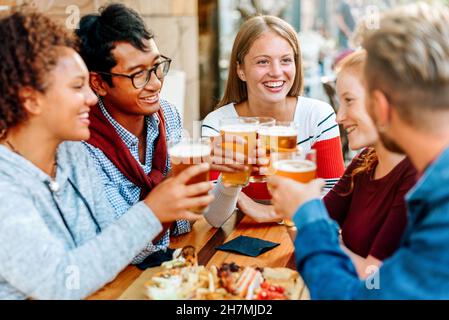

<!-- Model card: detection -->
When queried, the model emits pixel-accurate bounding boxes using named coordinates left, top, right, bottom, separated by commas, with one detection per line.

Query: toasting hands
left=267, top=176, right=325, bottom=220
left=209, top=135, right=268, bottom=173
left=144, top=163, right=214, bottom=222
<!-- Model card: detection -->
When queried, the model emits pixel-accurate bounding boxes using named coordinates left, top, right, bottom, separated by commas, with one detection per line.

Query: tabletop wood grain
left=87, top=210, right=300, bottom=300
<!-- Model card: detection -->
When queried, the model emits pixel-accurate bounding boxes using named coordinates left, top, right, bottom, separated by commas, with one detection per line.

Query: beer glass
left=272, top=150, right=317, bottom=182
left=259, top=121, right=298, bottom=154
left=250, top=117, right=276, bottom=183
left=256, top=121, right=299, bottom=180
left=219, top=117, right=259, bottom=187
left=271, top=148, right=317, bottom=226
left=168, top=138, right=212, bottom=214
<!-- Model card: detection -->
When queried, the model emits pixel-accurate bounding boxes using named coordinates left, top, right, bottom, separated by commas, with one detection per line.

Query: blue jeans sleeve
left=293, top=200, right=364, bottom=299
left=293, top=200, right=449, bottom=299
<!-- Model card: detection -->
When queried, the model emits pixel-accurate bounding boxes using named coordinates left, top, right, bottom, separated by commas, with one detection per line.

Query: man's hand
left=267, top=176, right=325, bottom=220
left=144, top=163, right=214, bottom=222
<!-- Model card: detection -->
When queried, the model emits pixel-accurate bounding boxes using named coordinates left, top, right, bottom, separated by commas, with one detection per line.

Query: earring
left=0, top=128, right=6, bottom=139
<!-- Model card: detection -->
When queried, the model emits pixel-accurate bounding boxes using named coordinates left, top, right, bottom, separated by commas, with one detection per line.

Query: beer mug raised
left=168, top=138, right=212, bottom=214
left=219, top=117, right=259, bottom=187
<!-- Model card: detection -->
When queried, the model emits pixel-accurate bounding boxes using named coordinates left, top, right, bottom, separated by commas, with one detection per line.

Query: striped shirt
left=201, top=96, right=345, bottom=197
left=83, top=98, right=190, bottom=264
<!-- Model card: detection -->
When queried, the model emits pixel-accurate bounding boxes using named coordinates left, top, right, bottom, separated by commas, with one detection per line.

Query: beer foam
left=220, top=124, right=258, bottom=133
left=259, top=126, right=297, bottom=137
left=169, top=143, right=211, bottom=158
left=273, top=159, right=316, bottom=172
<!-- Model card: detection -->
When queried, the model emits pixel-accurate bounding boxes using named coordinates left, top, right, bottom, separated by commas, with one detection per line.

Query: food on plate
left=257, top=267, right=302, bottom=300
left=144, top=248, right=302, bottom=300
left=180, top=245, right=197, bottom=266
left=161, top=246, right=198, bottom=269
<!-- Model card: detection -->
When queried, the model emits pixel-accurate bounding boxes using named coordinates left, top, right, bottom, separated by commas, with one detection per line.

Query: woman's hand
left=209, top=135, right=254, bottom=173
left=237, top=192, right=283, bottom=223
left=267, top=176, right=325, bottom=220
left=251, top=139, right=270, bottom=175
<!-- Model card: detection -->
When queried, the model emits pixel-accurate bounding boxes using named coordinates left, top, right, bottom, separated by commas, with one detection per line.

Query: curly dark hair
left=0, top=7, right=77, bottom=134
left=76, top=3, right=154, bottom=87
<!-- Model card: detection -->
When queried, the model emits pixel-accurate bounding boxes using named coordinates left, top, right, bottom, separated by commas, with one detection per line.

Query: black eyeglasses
left=95, top=55, right=172, bottom=89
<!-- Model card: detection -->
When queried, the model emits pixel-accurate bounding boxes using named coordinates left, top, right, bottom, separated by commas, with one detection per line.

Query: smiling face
left=100, top=39, right=165, bottom=117
left=237, top=31, right=296, bottom=105
left=38, top=48, right=98, bottom=141
left=336, top=70, right=378, bottom=150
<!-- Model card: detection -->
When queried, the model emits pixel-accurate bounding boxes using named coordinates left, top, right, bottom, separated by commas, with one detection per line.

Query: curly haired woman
left=0, top=7, right=212, bottom=299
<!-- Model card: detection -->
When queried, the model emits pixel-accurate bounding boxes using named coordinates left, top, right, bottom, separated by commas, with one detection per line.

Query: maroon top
left=323, top=149, right=417, bottom=260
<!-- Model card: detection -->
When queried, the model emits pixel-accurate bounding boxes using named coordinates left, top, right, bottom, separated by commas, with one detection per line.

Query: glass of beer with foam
left=219, top=117, right=259, bottom=187
left=271, top=148, right=317, bottom=226
left=168, top=138, right=212, bottom=214
left=256, top=121, right=299, bottom=180
left=259, top=121, right=298, bottom=154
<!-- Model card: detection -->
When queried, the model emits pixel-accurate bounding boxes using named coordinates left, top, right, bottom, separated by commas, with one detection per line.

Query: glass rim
left=272, top=158, right=317, bottom=172
left=258, top=125, right=299, bottom=137
left=271, top=148, right=316, bottom=163
left=168, top=138, right=212, bottom=162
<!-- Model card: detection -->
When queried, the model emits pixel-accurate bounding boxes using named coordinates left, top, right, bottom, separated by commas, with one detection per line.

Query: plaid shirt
left=83, top=98, right=190, bottom=264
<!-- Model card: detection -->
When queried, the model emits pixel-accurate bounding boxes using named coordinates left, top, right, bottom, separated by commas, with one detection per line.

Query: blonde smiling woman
left=202, top=15, right=345, bottom=226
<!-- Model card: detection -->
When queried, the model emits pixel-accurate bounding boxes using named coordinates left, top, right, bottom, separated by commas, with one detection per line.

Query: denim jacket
left=293, top=146, right=449, bottom=299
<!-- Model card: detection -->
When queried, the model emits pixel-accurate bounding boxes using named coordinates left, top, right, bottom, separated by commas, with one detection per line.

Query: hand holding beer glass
left=168, top=138, right=212, bottom=214
left=267, top=172, right=325, bottom=228
left=272, top=148, right=317, bottom=182
left=219, top=117, right=259, bottom=187
left=270, top=148, right=317, bottom=227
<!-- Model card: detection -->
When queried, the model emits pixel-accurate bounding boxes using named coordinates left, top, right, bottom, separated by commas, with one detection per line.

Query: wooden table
left=88, top=210, right=303, bottom=300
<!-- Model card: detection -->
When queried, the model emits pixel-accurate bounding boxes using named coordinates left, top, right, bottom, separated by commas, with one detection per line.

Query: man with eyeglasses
left=76, top=4, right=189, bottom=265
left=76, top=4, right=243, bottom=266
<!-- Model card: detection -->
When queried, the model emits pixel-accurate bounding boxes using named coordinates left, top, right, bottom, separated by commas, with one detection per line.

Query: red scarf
left=87, top=104, right=168, bottom=200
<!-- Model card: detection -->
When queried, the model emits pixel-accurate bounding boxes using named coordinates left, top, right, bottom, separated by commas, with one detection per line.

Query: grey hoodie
left=0, top=142, right=162, bottom=299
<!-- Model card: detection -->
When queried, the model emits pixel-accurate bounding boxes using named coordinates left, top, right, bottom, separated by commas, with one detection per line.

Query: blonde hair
left=336, top=50, right=378, bottom=196
left=217, top=15, right=303, bottom=108
left=362, top=2, right=449, bottom=131
left=335, top=49, right=366, bottom=80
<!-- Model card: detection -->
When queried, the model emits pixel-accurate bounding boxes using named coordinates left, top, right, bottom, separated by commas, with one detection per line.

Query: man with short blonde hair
left=363, top=3, right=449, bottom=134
left=268, top=2, right=449, bottom=299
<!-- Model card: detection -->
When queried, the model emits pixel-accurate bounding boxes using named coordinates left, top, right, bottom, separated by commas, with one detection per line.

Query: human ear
left=19, top=87, right=42, bottom=116
left=237, top=63, right=246, bottom=82
left=89, top=72, right=108, bottom=97
left=370, top=90, right=391, bottom=132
